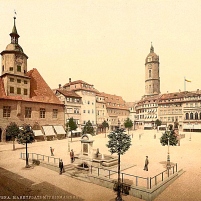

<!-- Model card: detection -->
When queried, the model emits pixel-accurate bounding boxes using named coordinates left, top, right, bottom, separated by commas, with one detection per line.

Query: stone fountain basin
left=92, top=154, right=118, bottom=167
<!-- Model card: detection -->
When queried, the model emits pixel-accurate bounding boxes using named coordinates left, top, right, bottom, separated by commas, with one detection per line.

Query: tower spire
left=10, top=16, right=20, bottom=44
left=150, top=42, right=154, bottom=53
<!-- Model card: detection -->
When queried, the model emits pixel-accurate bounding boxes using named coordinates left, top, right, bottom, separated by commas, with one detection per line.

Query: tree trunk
left=12, top=139, right=15, bottom=151
left=116, top=153, right=122, bottom=201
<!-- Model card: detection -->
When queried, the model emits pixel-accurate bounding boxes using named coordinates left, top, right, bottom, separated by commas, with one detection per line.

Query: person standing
left=59, top=159, right=64, bottom=175
left=50, top=147, right=54, bottom=156
left=70, top=149, right=74, bottom=163
left=143, top=156, right=149, bottom=171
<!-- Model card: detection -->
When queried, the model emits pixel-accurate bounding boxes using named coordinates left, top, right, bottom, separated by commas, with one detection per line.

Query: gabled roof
left=56, top=89, right=81, bottom=98
left=0, top=68, right=63, bottom=105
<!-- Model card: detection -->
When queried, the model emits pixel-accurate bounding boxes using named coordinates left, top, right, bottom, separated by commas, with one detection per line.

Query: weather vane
left=14, top=10, right=17, bottom=18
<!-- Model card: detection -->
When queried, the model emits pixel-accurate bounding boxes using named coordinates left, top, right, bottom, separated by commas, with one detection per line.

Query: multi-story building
left=158, top=90, right=201, bottom=131
left=99, top=92, right=129, bottom=131
left=55, top=87, right=82, bottom=133
left=96, top=93, right=108, bottom=133
left=0, top=17, right=64, bottom=142
left=62, top=79, right=99, bottom=131
left=126, top=102, right=137, bottom=130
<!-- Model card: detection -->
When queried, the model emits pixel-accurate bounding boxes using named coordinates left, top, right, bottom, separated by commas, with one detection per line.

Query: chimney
left=69, top=78, right=71, bottom=83
left=59, top=84, right=61, bottom=89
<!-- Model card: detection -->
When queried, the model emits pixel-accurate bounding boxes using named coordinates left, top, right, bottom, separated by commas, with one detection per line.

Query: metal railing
left=89, top=165, right=149, bottom=189
left=149, top=163, right=177, bottom=189
left=89, top=163, right=178, bottom=189
left=20, top=153, right=60, bottom=164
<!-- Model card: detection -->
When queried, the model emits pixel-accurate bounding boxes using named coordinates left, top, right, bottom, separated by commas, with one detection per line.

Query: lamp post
left=167, top=131, right=171, bottom=170
left=116, top=129, right=122, bottom=201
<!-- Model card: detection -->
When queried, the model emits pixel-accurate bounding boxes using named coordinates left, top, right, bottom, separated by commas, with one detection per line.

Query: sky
left=1, top=0, right=201, bottom=102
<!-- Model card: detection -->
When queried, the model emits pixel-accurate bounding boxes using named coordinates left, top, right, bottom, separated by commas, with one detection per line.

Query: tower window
left=17, top=66, right=21, bottom=72
left=10, top=87, right=14, bottom=93
left=148, top=57, right=152, bottom=62
left=24, top=89, right=28, bottom=95
left=17, top=88, right=21, bottom=94
left=3, top=106, right=11, bottom=117
left=149, top=70, right=152, bottom=78
left=2, top=65, right=4, bottom=72
left=52, top=109, right=58, bottom=118
left=40, top=108, right=46, bottom=118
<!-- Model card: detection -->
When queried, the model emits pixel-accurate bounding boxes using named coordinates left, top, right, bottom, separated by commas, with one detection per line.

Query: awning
left=42, top=126, right=55, bottom=136
left=53, top=125, right=66, bottom=135
left=33, top=130, right=44, bottom=136
left=183, top=124, right=201, bottom=129
left=144, top=124, right=152, bottom=128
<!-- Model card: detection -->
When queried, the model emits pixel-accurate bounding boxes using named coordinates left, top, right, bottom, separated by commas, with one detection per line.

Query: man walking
left=70, top=149, right=74, bottom=163
left=50, top=147, right=54, bottom=156
left=143, top=156, right=149, bottom=171
left=59, top=159, right=64, bottom=175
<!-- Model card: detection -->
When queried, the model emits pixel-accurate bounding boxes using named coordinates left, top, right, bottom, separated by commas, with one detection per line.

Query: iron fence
left=20, top=152, right=60, bottom=164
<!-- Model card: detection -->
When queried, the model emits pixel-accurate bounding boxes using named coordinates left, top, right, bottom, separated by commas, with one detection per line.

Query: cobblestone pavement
left=0, top=130, right=201, bottom=201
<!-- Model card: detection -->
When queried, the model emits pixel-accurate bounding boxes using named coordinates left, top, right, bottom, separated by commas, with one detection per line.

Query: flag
left=185, top=79, right=191, bottom=82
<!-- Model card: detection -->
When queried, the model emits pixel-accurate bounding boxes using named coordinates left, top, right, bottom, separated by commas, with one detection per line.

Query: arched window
left=190, top=113, right=193, bottom=120
left=149, top=70, right=151, bottom=78
left=195, top=112, right=198, bottom=120
left=186, top=113, right=189, bottom=120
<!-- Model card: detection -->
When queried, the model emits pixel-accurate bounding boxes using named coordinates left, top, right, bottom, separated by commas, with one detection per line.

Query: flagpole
left=184, top=77, right=186, bottom=91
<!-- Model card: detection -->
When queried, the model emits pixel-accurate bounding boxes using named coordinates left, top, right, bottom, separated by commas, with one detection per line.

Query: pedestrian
left=139, top=134, right=141, bottom=140
left=50, top=147, right=54, bottom=156
left=154, top=134, right=156, bottom=139
left=96, top=148, right=100, bottom=158
left=143, top=156, right=149, bottom=171
left=70, top=149, right=74, bottom=163
left=59, top=159, right=64, bottom=175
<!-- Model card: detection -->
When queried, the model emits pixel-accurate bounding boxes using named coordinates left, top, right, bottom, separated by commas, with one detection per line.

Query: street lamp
left=166, top=130, right=171, bottom=170
left=116, top=129, right=122, bottom=201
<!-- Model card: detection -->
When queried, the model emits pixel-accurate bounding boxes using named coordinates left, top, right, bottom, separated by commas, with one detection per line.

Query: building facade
left=0, top=17, right=64, bottom=142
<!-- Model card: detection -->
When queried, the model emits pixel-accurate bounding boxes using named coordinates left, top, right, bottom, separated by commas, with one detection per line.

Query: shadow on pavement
left=0, top=167, right=84, bottom=201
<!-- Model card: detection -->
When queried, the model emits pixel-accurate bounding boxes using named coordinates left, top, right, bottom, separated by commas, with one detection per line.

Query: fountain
left=75, top=134, right=118, bottom=170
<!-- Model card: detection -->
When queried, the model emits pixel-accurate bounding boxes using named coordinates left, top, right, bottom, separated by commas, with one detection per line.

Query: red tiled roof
left=56, top=89, right=81, bottom=98
left=63, top=80, right=92, bottom=88
left=63, top=80, right=100, bottom=94
left=99, top=92, right=129, bottom=110
left=0, top=68, right=63, bottom=105
left=159, top=91, right=200, bottom=100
